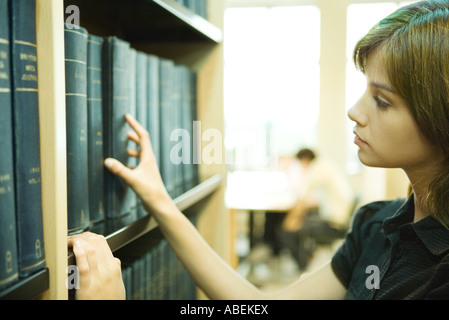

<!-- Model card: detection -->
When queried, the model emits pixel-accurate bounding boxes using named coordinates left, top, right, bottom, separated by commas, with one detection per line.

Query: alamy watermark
left=65, top=5, right=80, bottom=29
left=169, top=121, right=227, bottom=165
left=67, top=265, right=80, bottom=290
left=365, top=265, right=380, bottom=290
left=169, top=121, right=278, bottom=168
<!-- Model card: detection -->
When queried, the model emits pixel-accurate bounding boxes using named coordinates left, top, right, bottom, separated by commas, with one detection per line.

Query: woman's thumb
left=104, top=158, right=130, bottom=181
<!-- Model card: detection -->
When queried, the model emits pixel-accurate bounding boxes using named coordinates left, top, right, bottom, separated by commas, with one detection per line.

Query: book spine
left=172, top=65, right=183, bottom=197
left=179, top=66, right=195, bottom=191
left=147, top=54, right=160, bottom=169
left=135, top=52, right=148, bottom=215
left=65, top=26, right=90, bottom=234
left=117, top=234, right=197, bottom=300
left=87, top=34, right=105, bottom=224
left=9, top=0, right=46, bottom=277
left=0, top=0, right=19, bottom=290
left=102, top=37, right=134, bottom=218
left=121, top=265, right=132, bottom=300
left=190, top=71, right=200, bottom=187
left=144, top=249, right=152, bottom=300
left=136, top=52, right=148, bottom=134
left=133, top=258, right=145, bottom=300
left=159, top=58, right=176, bottom=198
left=128, top=48, right=137, bottom=216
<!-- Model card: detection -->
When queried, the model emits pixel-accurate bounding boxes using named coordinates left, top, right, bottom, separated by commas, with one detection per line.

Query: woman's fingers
left=128, top=149, right=140, bottom=158
left=67, top=233, right=126, bottom=300
left=128, top=130, right=140, bottom=145
left=71, top=238, right=101, bottom=292
left=125, top=114, right=154, bottom=162
left=125, top=113, right=146, bottom=137
left=104, top=158, right=133, bottom=184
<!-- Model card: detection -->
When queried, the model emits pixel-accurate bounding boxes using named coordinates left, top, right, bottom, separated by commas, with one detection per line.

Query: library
left=1, top=0, right=449, bottom=302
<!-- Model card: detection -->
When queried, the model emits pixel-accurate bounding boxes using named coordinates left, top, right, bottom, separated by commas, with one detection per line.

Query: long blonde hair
left=354, top=0, right=449, bottom=228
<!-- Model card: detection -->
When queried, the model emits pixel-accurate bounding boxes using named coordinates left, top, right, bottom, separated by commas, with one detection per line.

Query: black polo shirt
left=331, top=196, right=449, bottom=299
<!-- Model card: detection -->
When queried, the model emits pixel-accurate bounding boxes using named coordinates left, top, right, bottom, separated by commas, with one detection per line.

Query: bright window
left=224, top=6, right=321, bottom=170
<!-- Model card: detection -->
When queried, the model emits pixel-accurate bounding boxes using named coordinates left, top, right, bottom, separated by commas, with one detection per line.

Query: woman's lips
left=353, top=131, right=368, bottom=146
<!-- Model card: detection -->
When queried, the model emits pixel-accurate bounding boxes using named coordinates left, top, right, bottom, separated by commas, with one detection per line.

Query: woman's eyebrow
left=370, top=81, right=396, bottom=94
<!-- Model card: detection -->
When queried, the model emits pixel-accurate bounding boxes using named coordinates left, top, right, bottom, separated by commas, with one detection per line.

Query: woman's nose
left=347, top=98, right=368, bottom=127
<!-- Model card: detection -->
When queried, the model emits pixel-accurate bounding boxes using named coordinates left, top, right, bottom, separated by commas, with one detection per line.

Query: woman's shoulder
left=350, top=198, right=407, bottom=231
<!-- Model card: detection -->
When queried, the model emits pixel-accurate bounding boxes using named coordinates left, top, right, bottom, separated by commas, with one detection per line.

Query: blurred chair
left=307, top=194, right=361, bottom=247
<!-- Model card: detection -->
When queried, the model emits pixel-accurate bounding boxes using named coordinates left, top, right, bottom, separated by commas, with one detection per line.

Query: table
left=225, top=171, right=299, bottom=266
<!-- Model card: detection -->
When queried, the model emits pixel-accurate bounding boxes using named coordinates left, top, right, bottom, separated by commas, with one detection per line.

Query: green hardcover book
left=159, top=58, right=176, bottom=198
left=190, top=71, right=200, bottom=187
left=87, top=34, right=105, bottom=224
left=172, top=65, right=183, bottom=198
left=135, top=51, right=147, bottom=215
left=102, top=37, right=135, bottom=218
left=9, top=0, right=46, bottom=277
left=136, top=52, right=148, bottom=134
left=127, top=48, right=137, bottom=216
left=0, top=0, right=19, bottom=290
left=147, top=54, right=160, bottom=168
left=65, top=26, right=90, bottom=234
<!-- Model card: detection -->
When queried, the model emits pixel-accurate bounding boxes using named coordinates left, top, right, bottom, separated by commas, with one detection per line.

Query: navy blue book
left=136, top=52, right=148, bottom=135
left=65, top=26, right=90, bottom=234
left=172, top=65, right=183, bottom=197
left=9, top=0, right=45, bottom=277
left=190, top=71, right=200, bottom=187
left=135, top=51, right=147, bottom=215
left=178, top=65, right=195, bottom=192
left=102, top=37, right=135, bottom=218
left=147, top=54, right=160, bottom=169
left=128, top=48, right=138, bottom=216
left=159, top=58, right=176, bottom=198
left=143, top=249, right=152, bottom=299
left=121, top=264, right=132, bottom=300
left=128, top=48, right=137, bottom=168
left=87, top=34, right=105, bottom=224
left=0, top=0, right=19, bottom=291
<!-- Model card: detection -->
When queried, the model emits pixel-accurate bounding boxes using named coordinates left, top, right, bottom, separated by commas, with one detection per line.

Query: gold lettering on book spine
left=35, top=239, right=42, bottom=259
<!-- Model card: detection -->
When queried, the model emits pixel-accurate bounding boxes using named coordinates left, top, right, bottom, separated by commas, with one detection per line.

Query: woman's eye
left=374, top=96, right=390, bottom=109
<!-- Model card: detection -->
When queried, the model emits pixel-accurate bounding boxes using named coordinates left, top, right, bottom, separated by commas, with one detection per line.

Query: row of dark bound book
left=65, top=25, right=200, bottom=235
left=0, top=0, right=200, bottom=293
left=120, top=238, right=197, bottom=300
left=0, top=0, right=46, bottom=293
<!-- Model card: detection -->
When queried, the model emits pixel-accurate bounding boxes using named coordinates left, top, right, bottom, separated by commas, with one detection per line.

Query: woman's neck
left=412, top=197, right=427, bottom=223
left=403, top=167, right=434, bottom=223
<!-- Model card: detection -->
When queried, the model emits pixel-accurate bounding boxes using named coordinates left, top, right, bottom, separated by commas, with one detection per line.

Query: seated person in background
left=280, top=148, right=354, bottom=270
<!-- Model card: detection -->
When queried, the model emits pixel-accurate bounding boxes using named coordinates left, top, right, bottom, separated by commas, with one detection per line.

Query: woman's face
left=347, top=50, right=444, bottom=171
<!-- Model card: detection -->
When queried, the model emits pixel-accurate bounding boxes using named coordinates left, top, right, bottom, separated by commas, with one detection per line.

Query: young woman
left=68, top=0, right=449, bottom=299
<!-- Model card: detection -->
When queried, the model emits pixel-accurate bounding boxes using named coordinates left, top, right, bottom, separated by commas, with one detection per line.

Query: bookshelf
left=67, top=173, right=223, bottom=266
left=0, top=268, right=49, bottom=300
left=64, top=0, right=222, bottom=43
left=10, top=0, right=226, bottom=300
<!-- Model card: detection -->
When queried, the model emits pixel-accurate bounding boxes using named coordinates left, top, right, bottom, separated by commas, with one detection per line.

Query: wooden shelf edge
left=153, top=0, right=223, bottom=43
left=107, top=173, right=224, bottom=252
left=63, top=0, right=222, bottom=44
left=0, top=268, right=49, bottom=300
left=68, top=173, right=223, bottom=265
left=174, top=173, right=223, bottom=211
